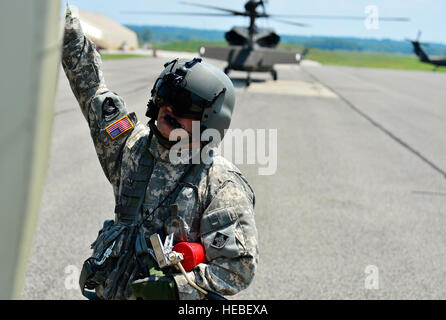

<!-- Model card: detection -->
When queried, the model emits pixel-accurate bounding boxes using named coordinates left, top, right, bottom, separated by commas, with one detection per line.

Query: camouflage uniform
left=62, top=16, right=258, bottom=300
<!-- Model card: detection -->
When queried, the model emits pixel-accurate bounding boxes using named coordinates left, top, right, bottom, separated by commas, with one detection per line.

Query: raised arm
left=61, top=14, right=138, bottom=189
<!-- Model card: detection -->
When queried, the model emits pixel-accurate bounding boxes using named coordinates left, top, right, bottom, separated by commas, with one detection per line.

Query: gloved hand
left=131, top=275, right=178, bottom=300
left=131, top=256, right=178, bottom=300
left=65, top=2, right=72, bottom=18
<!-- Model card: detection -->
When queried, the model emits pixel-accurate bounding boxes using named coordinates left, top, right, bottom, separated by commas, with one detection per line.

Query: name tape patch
left=105, top=115, right=134, bottom=140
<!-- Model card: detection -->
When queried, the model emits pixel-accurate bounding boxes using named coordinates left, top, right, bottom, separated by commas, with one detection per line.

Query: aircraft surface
left=0, top=0, right=61, bottom=299
left=407, top=31, right=446, bottom=70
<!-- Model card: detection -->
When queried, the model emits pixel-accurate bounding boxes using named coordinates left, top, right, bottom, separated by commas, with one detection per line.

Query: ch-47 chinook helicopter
left=124, top=0, right=409, bottom=85
left=406, top=31, right=446, bottom=71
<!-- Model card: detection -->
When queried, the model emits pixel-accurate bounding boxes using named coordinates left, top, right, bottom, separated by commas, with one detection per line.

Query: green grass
left=100, top=53, right=149, bottom=60
left=153, top=40, right=446, bottom=73
left=279, top=43, right=446, bottom=72
left=154, top=41, right=226, bottom=53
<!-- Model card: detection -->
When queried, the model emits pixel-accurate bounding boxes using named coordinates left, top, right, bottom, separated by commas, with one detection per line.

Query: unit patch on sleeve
left=102, top=97, right=119, bottom=122
left=210, top=232, right=229, bottom=249
left=105, top=115, right=134, bottom=140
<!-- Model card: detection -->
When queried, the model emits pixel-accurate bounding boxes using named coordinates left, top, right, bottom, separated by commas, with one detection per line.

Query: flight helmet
left=146, top=57, right=235, bottom=143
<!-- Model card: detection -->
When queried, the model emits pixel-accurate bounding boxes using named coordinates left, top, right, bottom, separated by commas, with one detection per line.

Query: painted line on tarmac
left=301, top=67, right=446, bottom=179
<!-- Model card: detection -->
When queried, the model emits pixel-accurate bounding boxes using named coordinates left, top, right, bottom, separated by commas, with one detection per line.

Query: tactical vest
left=114, top=134, right=155, bottom=225
left=80, top=134, right=208, bottom=299
left=115, top=134, right=206, bottom=225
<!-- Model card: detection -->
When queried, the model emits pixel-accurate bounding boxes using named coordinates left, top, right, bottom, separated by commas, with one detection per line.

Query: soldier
left=62, top=10, right=258, bottom=300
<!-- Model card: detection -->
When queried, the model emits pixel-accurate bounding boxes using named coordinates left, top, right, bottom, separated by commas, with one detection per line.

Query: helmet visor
left=153, top=74, right=210, bottom=120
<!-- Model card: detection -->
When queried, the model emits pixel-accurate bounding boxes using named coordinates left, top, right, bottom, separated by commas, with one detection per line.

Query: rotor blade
left=121, top=11, right=235, bottom=17
left=405, top=38, right=429, bottom=46
left=261, top=1, right=266, bottom=15
left=268, top=14, right=410, bottom=21
left=179, top=1, right=247, bottom=16
left=416, top=30, right=422, bottom=41
left=270, top=18, right=309, bottom=27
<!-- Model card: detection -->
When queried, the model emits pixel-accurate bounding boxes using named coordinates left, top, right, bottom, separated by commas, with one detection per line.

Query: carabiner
left=94, top=240, right=116, bottom=266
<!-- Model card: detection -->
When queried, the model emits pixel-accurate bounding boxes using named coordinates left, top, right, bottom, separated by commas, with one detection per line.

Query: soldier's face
left=157, top=104, right=194, bottom=139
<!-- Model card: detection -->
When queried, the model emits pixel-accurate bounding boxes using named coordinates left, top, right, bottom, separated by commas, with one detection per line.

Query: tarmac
left=22, top=54, right=446, bottom=299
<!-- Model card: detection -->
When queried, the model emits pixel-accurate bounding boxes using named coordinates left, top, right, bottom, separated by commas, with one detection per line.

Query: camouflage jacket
left=62, top=16, right=258, bottom=300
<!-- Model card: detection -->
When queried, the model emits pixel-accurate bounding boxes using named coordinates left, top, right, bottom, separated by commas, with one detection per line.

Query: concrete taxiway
left=22, top=55, right=446, bottom=299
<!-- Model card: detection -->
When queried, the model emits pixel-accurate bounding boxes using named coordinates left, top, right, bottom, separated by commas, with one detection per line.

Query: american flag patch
left=105, top=116, right=134, bottom=140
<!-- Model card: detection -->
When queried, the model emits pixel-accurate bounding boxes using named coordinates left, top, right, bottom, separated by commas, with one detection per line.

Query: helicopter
left=123, top=0, right=409, bottom=85
left=192, top=0, right=309, bottom=84
left=406, top=31, right=446, bottom=71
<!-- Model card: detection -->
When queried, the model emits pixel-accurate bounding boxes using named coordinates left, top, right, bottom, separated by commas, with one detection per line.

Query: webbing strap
left=81, top=133, right=154, bottom=299
left=114, top=133, right=154, bottom=224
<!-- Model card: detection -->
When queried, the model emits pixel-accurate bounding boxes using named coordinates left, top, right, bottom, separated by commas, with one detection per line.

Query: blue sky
left=64, top=0, right=446, bottom=44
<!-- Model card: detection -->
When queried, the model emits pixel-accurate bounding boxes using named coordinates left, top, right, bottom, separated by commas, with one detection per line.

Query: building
left=77, top=9, right=139, bottom=50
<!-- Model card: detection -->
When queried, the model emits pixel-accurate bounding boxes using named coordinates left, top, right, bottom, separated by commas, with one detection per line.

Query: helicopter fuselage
left=225, top=26, right=280, bottom=48
left=409, top=41, right=446, bottom=67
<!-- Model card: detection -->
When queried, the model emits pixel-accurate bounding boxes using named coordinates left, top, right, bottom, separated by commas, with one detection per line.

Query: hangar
left=77, top=9, right=139, bottom=50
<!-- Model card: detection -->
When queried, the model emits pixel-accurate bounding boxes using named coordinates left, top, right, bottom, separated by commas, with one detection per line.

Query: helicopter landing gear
left=271, top=69, right=278, bottom=81
left=246, top=73, right=252, bottom=86
left=224, top=67, right=231, bottom=75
